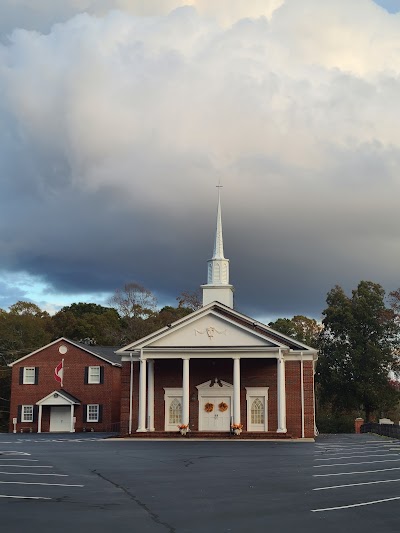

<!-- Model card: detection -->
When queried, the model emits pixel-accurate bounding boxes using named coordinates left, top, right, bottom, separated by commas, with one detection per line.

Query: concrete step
left=118, top=431, right=293, bottom=440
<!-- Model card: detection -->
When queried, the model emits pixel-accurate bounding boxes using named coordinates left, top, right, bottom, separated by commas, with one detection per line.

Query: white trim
left=23, top=367, right=36, bottom=385
left=21, top=405, right=33, bottom=423
left=246, top=388, right=269, bottom=432
left=88, top=366, right=101, bottom=384
left=164, top=388, right=183, bottom=431
left=117, top=301, right=317, bottom=354
left=300, top=353, right=305, bottom=438
left=147, top=360, right=155, bottom=431
left=36, top=390, right=80, bottom=406
left=196, top=380, right=233, bottom=432
left=87, top=404, right=99, bottom=423
left=8, top=337, right=121, bottom=367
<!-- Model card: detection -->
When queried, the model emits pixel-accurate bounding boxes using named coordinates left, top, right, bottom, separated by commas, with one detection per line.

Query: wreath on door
left=204, top=402, right=214, bottom=412
left=218, top=402, right=228, bottom=412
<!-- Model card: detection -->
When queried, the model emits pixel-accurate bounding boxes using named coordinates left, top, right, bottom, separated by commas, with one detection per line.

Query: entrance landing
left=119, top=431, right=293, bottom=440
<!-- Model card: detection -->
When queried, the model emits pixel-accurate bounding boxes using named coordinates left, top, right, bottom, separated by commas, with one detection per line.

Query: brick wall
left=9, top=340, right=121, bottom=433
left=120, top=357, right=315, bottom=438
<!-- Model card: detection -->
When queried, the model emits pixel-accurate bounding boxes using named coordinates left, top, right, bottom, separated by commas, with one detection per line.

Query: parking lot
left=0, top=433, right=400, bottom=532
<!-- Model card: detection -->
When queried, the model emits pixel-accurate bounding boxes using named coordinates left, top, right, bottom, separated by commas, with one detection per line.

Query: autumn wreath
left=204, top=402, right=214, bottom=413
left=218, top=402, right=228, bottom=412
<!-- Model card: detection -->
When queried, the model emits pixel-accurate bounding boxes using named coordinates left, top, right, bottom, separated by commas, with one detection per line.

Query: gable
left=147, top=313, right=279, bottom=349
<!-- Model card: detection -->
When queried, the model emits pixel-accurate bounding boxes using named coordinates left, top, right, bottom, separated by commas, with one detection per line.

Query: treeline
left=1, top=280, right=400, bottom=432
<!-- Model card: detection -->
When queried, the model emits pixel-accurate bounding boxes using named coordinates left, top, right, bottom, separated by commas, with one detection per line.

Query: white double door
left=49, top=406, right=71, bottom=432
left=200, top=396, right=231, bottom=431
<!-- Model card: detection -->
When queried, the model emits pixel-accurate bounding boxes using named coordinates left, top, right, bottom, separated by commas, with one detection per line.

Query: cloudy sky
left=1, top=0, right=400, bottom=321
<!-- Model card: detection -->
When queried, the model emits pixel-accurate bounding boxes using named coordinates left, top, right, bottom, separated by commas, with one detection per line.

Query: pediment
left=196, top=379, right=233, bottom=390
left=36, top=390, right=80, bottom=406
left=147, top=312, right=278, bottom=349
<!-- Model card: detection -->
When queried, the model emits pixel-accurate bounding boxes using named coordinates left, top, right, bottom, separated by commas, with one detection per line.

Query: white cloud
left=1, top=0, right=400, bottom=316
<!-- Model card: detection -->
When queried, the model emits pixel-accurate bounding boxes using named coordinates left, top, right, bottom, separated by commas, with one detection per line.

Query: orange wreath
left=218, top=402, right=228, bottom=412
left=204, top=402, right=214, bottom=413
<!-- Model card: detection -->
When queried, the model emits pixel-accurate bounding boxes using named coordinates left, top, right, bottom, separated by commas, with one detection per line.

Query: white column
left=233, top=357, right=241, bottom=425
left=70, top=405, right=75, bottom=433
left=277, top=353, right=287, bottom=433
left=38, top=405, right=42, bottom=433
left=182, top=358, right=190, bottom=427
left=128, top=354, right=133, bottom=434
left=147, top=360, right=155, bottom=431
left=300, top=353, right=305, bottom=438
left=137, top=358, right=147, bottom=432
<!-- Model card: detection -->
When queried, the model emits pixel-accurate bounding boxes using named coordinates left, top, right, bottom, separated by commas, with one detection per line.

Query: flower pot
left=180, top=429, right=188, bottom=435
left=233, top=428, right=241, bottom=436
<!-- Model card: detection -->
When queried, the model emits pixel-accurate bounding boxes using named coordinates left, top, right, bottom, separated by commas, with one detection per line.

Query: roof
left=8, top=337, right=123, bottom=367
left=73, top=342, right=122, bottom=365
left=116, top=301, right=318, bottom=354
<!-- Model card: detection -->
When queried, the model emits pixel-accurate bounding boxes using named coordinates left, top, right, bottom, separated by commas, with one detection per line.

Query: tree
left=109, top=283, right=157, bottom=319
left=176, top=289, right=202, bottom=311
left=52, top=303, right=123, bottom=345
left=268, top=315, right=321, bottom=348
left=317, top=281, right=400, bottom=421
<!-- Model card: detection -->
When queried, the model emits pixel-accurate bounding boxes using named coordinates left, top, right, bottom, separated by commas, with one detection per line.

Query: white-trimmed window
left=23, top=367, right=36, bottom=384
left=22, top=405, right=33, bottom=423
left=169, top=398, right=182, bottom=425
left=246, top=387, right=268, bottom=432
left=87, top=404, right=99, bottom=422
left=88, top=366, right=100, bottom=384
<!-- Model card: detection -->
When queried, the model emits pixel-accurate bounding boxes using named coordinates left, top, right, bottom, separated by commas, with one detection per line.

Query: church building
left=117, top=193, right=318, bottom=438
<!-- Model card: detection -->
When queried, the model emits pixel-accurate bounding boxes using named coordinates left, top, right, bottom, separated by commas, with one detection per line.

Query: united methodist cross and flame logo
left=54, top=359, right=64, bottom=386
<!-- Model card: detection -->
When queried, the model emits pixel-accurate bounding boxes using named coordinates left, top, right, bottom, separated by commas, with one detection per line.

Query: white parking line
left=314, top=467, right=400, bottom=477
left=314, top=458, right=400, bottom=468
left=0, top=481, right=83, bottom=487
left=0, top=459, right=38, bottom=462
left=315, top=454, right=399, bottom=461
left=0, top=471, right=68, bottom=476
left=0, top=464, right=53, bottom=468
left=313, top=478, right=400, bottom=491
left=311, top=495, right=400, bottom=512
left=0, top=494, right=51, bottom=500
left=0, top=451, right=31, bottom=456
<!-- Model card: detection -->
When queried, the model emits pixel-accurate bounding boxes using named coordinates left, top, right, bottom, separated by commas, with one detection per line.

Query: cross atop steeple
left=201, top=186, right=234, bottom=308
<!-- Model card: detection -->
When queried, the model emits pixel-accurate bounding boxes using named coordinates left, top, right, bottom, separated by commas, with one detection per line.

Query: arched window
left=251, top=398, right=264, bottom=425
left=169, top=398, right=182, bottom=425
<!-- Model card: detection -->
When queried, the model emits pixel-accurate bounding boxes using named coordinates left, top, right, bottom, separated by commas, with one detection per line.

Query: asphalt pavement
left=0, top=432, right=399, bottom=532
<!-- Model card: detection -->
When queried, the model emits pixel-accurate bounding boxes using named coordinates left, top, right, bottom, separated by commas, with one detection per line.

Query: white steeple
left=201, top=187, right=234, bottom=308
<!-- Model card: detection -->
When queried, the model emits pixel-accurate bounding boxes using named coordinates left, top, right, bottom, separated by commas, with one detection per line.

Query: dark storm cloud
left=1, top=1, right=400, bottom=319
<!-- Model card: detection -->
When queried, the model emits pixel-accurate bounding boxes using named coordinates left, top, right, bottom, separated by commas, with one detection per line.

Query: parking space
left=1, top=432, right=400, bottom=532
left=0, top=448, right=84, bottom=501
left=312, top=434, right=400, bottom=513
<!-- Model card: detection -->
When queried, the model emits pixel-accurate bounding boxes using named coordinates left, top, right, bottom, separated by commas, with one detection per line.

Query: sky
left=1, top=0, right=400, bottom=322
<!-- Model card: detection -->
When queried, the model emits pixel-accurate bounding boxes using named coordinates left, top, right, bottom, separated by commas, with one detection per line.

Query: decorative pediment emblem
left=195, top=326, right=227, bottom=339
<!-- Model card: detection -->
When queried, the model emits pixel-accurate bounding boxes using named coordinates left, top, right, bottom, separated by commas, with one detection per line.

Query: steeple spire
left=212, top=186, right=225, bottom=259
left=201, top=186, right=234, bottom=308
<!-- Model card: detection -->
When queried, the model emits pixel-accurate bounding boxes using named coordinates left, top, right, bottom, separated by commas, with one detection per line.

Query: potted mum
left=178, top=424, right=189, bottom=435
left=231, top=423, right=243, bottom=435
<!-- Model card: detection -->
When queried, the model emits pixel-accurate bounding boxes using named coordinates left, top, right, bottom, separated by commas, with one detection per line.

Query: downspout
left=300, top=352, right=305, bottom=438
left=129, top=352, right=133, bottom=435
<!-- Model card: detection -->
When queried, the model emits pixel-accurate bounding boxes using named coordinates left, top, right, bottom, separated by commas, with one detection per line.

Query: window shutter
left=98, top=405, right=103, bottom=423
left=84, top=367, right=89, bottom=384
left=100, top=367, right=104, bottom=384
left=19, top=368, right=24, bottom=385
left=33, top=406, right=38, bottom=422
left=17, top=405, right=22, bottom=423
left=82, top=404, right=87, bottom=423
left=34, top=367, right=39, bottom=385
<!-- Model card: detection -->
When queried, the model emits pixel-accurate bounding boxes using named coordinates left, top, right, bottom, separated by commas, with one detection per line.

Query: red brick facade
left=9, top=339, right=121, bottom=433
left=120, top=358, right=315, bottom=438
